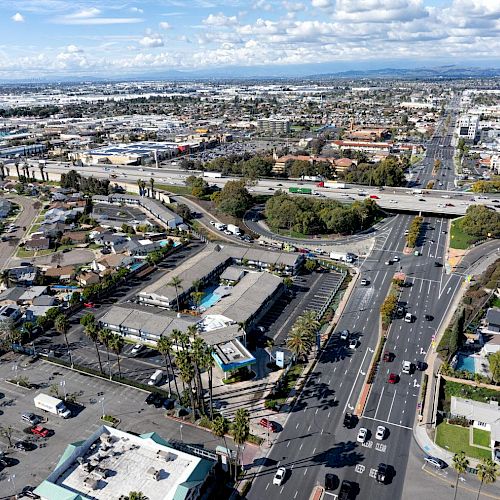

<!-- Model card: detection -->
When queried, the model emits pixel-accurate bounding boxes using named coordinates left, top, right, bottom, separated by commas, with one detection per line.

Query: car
left=387, top=373, right=398, bottom=384
left=209, top=220, right=216, bottom=226
left=325, top=473, right=339, bottom=491
left=424, top=314, right=434, bottom=321
left=30, top=425, right=49, bottom=438
left=416, top=361, right=427, bottom=371
left=402, top=360, right=412, bottom=374
left=434, top=261, right=442, bottom=267
left=424, top=456, right=447, bottom=469
left=130, top=344, right=145, bottom=356
left=273, top=467, right=286, bottom=486
left=383, top=351, right=393, bottom=362
left=22, top=413, right=41, bottom=425
left=376, top=463, right=388, bottom=484
left=392, top=256, right=400, bottom=262
left=404, top=312, right=413, bottom=323
left=442, top=230, right=447, bottom=234
left=145, top=393, right=163, bottom=408
left=360, top=278, right=369, bottom=286
left=340, top=329, right=349, bottom=341
left=349, top=339, right=357, bottom=349
left=343, top=412, right=356, bottom=428
left=369, top=194, right=379, bottom=199
left=395, top=306, right=405, bottom=318
left=259, top=418, right=277, bottom=432
left=268, top=187, right=274, bottom=191
left=83, top=302, right=95, bottom=308
left=357, top=428, right=368, bottom=443
left=17, top=486, right=39, bottom=498
left=277, top=183, right=283, bottom=187
left=375, top=426, right=386, bottom=440
left=13, top=440, right=36, bottom=452
left=385, top=260, right=392, bottom=265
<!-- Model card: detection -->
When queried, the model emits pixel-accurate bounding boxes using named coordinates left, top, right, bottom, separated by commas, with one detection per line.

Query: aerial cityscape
left=0, top=2, right=499, bottom=500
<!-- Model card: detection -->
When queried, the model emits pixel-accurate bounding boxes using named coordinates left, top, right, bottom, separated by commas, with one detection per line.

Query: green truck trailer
left=289, top=187, right=313, bottom=194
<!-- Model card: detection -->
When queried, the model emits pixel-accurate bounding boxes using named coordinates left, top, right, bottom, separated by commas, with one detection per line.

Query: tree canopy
left=461, top=205, right=500, bottom=239
left=340, top=155, right=406, bottom=186
left=212, top=179, right=253, bottom=217
left=265, top=191, right=380, bottom=235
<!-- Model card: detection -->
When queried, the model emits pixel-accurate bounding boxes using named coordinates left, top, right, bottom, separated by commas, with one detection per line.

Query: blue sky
left=0, top=0, right=499, bottom=78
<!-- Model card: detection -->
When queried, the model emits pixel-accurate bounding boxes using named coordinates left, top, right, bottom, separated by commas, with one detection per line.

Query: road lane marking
left=287, top=441, right=290, bottom=448
left=299, top=443, right=303, bottom=450
left=362, top=415, right=412, bottom=430
left=280, top=486, right=284, bottom=494
left=266, top=483, right=269, bottom=491
left=343, top=346, right=372, bottom=412
left=374, top=385, right=385, bottom=419
left=296, top=423, right=299, bottom=429
left=387, top=390, right=397, bottom=421
left=304, top=468, right=308, bottom=475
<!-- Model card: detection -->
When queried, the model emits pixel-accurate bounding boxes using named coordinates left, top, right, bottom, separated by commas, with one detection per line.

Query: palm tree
left=452, top=451, right=469, bottom=500
left=149, top=177, right=155, bottom=197
left=191, top=336, right=207, bottom=410
left=109, top=334, right=125, bottom=378
left=14, top=161, right=20, bottom=179
left=80, top=314, right=104, bottom=373
left=232, top=408, right=250, bottom=481
left=212, top=416, right=231, bottom=475
left=191, top=291, right=204, bottom=311
left=137, top=178, right=144, bottom=196
left=54, top=314, right=73, bottom=367
left=191, top=279, right=202, bottom=292
left=287, top=329, right=314, bottom=362
left=204, top=346, right=216, bottom=420
left=176, top=350, right=196, bottom=418
left=157, top=335, right=180, bottom=398
left=167, top=276, right=183, bottom=312
left=98, top=328, right=113, bottom=379
left=476, top=458, right=498, bottom=500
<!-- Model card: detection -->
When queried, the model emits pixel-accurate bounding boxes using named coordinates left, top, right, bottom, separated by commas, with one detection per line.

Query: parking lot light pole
left=179, top=424, right=183, bottom=442
left=99, top=397, right=105, bottom=418
left=60, top=380, right=66, bottom=399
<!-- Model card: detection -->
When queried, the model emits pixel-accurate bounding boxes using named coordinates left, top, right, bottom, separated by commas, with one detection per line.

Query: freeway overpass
left=4, top=160, right=497, bottom=216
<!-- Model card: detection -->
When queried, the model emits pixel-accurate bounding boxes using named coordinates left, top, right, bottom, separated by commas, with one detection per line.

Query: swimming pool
left=455, top=354, right=476, bottom=374
left=198, top=285, right=221, bottom=310
left=159, top=240, right=181, bottom=248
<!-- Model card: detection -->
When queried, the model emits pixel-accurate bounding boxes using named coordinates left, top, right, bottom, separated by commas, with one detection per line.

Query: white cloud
left=311, top=0, right=334, bottom=7
left=159, top=21, right=172, bottom=30
left=253, top=0, right=273, bottom=11
left=11, top=12, right=25, bottom=22
left=67, top=8, right=101, bottom=19
left=283, top=1, right=306, bottom=11
left=203, top=13, right=239, bottom=26
left=139, top=35, right=164, bottom=48
left=130, top=7, right=144, bottom=14
left=54, top=7, right=143, bottom=25
left=66, top=44, right=83, bottom=53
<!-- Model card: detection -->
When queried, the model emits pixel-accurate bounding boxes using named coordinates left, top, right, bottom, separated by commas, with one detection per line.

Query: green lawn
left=156, top=184, right=191, bottom=196
left=443, top=380, right=500, bottom=405
left=473, top=428, right=491, bottom=447
left=450, top=218, right=478, bottom=250
left=435, top=422, right=491, bottom=460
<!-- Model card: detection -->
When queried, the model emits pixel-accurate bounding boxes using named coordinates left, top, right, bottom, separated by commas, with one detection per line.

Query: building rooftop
left=34, top=426, right=215, bottom=500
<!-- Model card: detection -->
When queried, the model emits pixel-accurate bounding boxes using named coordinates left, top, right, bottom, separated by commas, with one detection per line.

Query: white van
left=404, top=313, right=413, bottom=323
left=148, top=370, right=164, bottom=386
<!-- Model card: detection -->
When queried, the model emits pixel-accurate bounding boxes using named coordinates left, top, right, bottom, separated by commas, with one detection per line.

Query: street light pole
left=99, top=397, right=105, bottom=418
left=179, top=424, right=183, bottom=442
left=60, top=380, right=66, bottom=400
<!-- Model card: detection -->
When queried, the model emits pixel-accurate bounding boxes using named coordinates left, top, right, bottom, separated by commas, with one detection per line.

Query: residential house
left=0, top=304, right=22, bottom=323
left=90, top=254, right=133, bottom=275
left=24, top=295, right=57, bottom=322
left=25, top=235, right=50, bottom=251
left=39, top=222, right=69, bottom=239
left=61, top=230, right=88, bottom=245
left=7, top=266, right=38, bottom=285
left=485, top=308, right=500, bottom=333
left=0, top=286, right=25, bottom=306
left=18, top=286, right=49, bottom=306
left=93, top=232, right=129, bottom=254
left=481, top=308, right=500, bottom=355
left=76, top=271, right=101, bottom=286
left=450, top=396, right=500, bottom=462
left=0, top=198, right=12, bottom=218
left=44, top=265, right=76, bottom=283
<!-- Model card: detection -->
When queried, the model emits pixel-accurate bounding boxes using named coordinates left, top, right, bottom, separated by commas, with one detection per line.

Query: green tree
left=287, top=329, right=314, bottom=361
left=211, top=416, right=231, bottom=474
left=0, top=425, right=15, bottom=447
left=489, top=351, right=500, bottom=383
left=452, top=451, right=469, bottom=500
left=98, top=328, right=113, bottom=378
left=476, top=458, right=498, bottom=500
left=54, top=314, right=73, bottom=367
left=81, top=316, right=103, bottom=374
left=167, top=276, right=183, bottom=312
left=232, top=408, right=250, bottom=480
left=124, top=492, right=148, bottom=500
left=214, top=179, right=253, bottom=217
left=176, top=349, right=196, bottom=419
left=304, top=259, right=317, bottom=272
left=109, top=334, right=125, bottom=378
left=191, top=291, right=204, bottom=310
left=157, top=335, right=180, bottom=398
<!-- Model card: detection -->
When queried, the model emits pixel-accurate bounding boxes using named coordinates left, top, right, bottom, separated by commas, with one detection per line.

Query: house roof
left=45, top=265, right=76, bottom=278
left=451, top=396, right=500, bottom=426
left=486, top=308, right=500, bottom=326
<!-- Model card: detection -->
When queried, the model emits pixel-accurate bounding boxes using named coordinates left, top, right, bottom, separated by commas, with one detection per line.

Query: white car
left=392, top=256, right=400, bottom=262
left=130, top=344, right=144, bottom=356
left=340, top=329, right=349, bottom=341
left=357, top=428, right=368, bottom=443
left=349, top=339, right=357, bottom=349
left=360, top=278, right=369, bottom=286
left=375, top=425, right=386, bottom=440
left=273, top=467, right=286, bottom=486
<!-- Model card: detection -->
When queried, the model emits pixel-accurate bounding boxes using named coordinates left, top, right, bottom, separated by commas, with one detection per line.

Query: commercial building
left=257, top=118, right=291, bottom=135
left=457, top=114, right=479, bottom=143
left=33, top=426, right=217, bottom=500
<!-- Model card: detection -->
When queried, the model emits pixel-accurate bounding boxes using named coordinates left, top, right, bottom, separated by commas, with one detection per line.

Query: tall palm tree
left=286, top=329, right=313, bottom=362
left=167, top=276, right=183, bottom=312
left=476, top=458, right=498, bottom=500
left=191, top=279, right=202, bottom=292
left=98, top=328, right=113, bottom=379
left=191, top=336, right=207, bottom=410
left=176, top=350, right=196, bottom=418
left=84, top=323, right=103, bottom=373
left=54, top=314, right=73, bottom=367
left=204, top=346, right=216, bottom=420
left=137, top=178, right=144, bottom=196
left=232, top=408, right=250, bottom=481
left=211, top=416, right=231, bottom=475
left=157, top=335, right=180, bottom=398
left=109, top=334, right=125, bottom=378
left=452, top=451, right=469, bottom=500
left=149, top=177, right=155, bottom=197
left=14, top=162, right=20, bottom=179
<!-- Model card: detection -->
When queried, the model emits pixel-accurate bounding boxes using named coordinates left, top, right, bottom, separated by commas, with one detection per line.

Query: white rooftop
left=55, top=427, right=201, bottom=500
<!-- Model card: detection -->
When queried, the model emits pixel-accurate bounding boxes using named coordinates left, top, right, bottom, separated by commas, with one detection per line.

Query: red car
left=30, top=425, right=50, bottom=438
left=388, top=373, right=398, bottom=384
left=369, top=195, right=380, bottom=199
left=259, top=418, right=277, bottom=432
left=83, top=302, right=95, bottom=308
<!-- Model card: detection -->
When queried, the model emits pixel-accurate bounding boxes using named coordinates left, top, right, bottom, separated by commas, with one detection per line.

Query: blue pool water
left=198, top=285, right=220, bottom=309
left=456, top=354, right=476, bottom=374
left=159, top=240, right=181, bottom=247
left=129, top=262, right=145, bottom=272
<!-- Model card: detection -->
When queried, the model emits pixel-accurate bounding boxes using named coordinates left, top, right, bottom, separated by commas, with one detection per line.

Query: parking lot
left=0, top=356, right=248, bottom=498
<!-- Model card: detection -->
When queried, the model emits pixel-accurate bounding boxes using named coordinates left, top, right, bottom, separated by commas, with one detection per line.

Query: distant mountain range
left=0, top=64, right=499, bottom=84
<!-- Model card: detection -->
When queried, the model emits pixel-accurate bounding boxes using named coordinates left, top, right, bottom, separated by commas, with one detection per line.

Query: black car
left=145, top=393, right=163, bottom=408
left=424, top=314, right=434, bottom=321
left=434, top=261, right=443, bottom=267
left=343, top=412, right=357, bottom=429
left=14, top=441, right=36, bottom=452
left=325, top=473, right=339, bottom=491
left=416, top=361, right=427, bottom=371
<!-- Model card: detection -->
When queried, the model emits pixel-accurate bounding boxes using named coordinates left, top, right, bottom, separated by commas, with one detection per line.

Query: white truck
left=203, top=172, right=223, bottom=178
left=324, top=181, right=346, bottom=189
left=412, top=189, right=423, bottom=195
left=34, top=393, right=71, bottom=418
left=214, top=222, right=226, bottom=231
left=329, top=251, right=356, bottom=263
left=226, top=224, right=242, bottom=236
